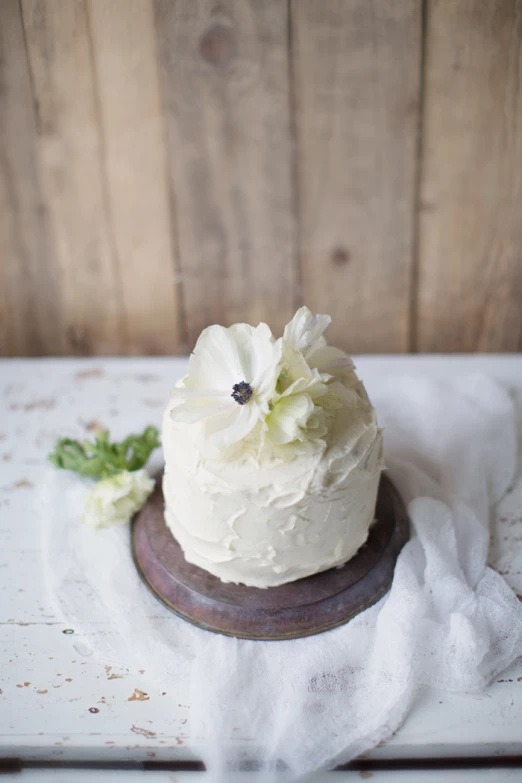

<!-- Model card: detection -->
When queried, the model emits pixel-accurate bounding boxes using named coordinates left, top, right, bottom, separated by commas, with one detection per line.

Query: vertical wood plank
left=87, top=0, right=182, bottom=355
left=0, top=0, right=62, bottom=356
left=292, top=0, right=421, bottom=354
left=21, top=0, right=125, bottom=355
left=417, top=0, right=522, bottom=352
left=154, top=0, right=297, bottom=347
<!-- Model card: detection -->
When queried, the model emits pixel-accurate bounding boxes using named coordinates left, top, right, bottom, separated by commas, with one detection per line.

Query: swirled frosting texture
left=162, top=374, right=383, bottom=588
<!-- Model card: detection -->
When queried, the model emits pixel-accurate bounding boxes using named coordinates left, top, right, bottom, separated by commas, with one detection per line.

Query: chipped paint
left=128, top=688, right=149, bottom=702
left=84, top=419, right=105, bottom=432
left=131, top=725, right=156, bottom=739
left=3, top=480, right=34, bottom=491
left=36, top=690, right=48, bottom=695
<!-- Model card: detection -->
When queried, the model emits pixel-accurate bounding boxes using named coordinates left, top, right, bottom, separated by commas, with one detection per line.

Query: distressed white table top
left=1, top=356, right=521, bottom=766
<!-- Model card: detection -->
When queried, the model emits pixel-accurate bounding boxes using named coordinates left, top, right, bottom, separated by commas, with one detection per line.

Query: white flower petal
left=82, top=470, right=154, bottom=529
left=283, top=306, right=313, bottom=349
left=284, top=345, right=313, bottom=382
left=228, top=323, right=257, bottom=381
left=283, top=306, right=331, bottom=353
left=266, top=394, right=314, bottom=445
left=280, top=375, right=328, bottom=401
left=174, top=387, right=231, bottom=400
left=278, top=346, right=329, bottom=399
left=323, top=380, right=359, bottom=408
left=209, top=402, right=261, bottom=449
left=306, top=407, right=329, bottom=439
left=306, top=343, right=355, bottom=375
left=187, top=325, right=245, bottom=390
left=171, top=399, right=236, bottom=424
left=251, top=324, right=281, bottom=381
left=303, top=313, right=331, bottom=349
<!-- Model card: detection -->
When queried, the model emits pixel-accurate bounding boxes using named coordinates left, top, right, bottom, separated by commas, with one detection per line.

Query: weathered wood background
left=1, top=0, right=521, bottom=356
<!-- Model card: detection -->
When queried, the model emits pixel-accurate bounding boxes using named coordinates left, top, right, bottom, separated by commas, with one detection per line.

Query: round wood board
left=132, top=473, right=409, bottom=641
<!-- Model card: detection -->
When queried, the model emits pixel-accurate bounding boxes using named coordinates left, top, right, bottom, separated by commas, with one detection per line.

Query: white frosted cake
left=162, top=307, right=384, bottom=588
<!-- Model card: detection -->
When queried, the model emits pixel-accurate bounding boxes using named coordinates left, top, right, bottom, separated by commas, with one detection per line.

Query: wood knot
left=199, top=24, right=235, bottom=67
left=331, top=247, right=351, bottom=266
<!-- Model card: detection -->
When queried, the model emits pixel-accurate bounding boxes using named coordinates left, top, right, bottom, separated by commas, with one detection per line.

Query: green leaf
left=48, top=426, right=160, bottom=480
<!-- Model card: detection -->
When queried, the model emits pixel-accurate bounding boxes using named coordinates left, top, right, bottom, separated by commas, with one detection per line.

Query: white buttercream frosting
left=162, top=370, right=384, bottom=588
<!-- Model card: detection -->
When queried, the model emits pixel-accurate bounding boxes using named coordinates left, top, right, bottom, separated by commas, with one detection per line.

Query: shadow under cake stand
left=132, top=474, right=409, bottom=641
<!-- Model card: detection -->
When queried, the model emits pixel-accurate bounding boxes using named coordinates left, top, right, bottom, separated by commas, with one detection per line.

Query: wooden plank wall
left=1, top=0, right=521, bottom=356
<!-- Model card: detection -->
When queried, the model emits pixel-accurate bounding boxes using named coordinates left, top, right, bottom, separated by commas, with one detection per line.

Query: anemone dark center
left=231, top=380, right=253, bottom=405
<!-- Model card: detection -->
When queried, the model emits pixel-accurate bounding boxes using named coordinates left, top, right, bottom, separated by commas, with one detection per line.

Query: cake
left=162, top=307, right=384, bottom=588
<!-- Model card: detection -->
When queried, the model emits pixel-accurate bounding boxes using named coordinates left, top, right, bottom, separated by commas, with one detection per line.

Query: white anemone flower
left=283, top=306, right=354, bottom=376
left=170, top=322, right=283, bottom=450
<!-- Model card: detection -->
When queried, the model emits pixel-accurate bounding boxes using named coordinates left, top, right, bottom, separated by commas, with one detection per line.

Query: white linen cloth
left=40, top=369, right=522, bottom=780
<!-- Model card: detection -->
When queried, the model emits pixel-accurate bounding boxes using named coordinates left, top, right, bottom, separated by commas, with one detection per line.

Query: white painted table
left=1, top=356, right=521, bottom=781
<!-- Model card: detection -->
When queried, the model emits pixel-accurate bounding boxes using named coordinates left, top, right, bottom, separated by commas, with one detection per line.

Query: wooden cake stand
left=132, top=474, right=409, bottom=641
